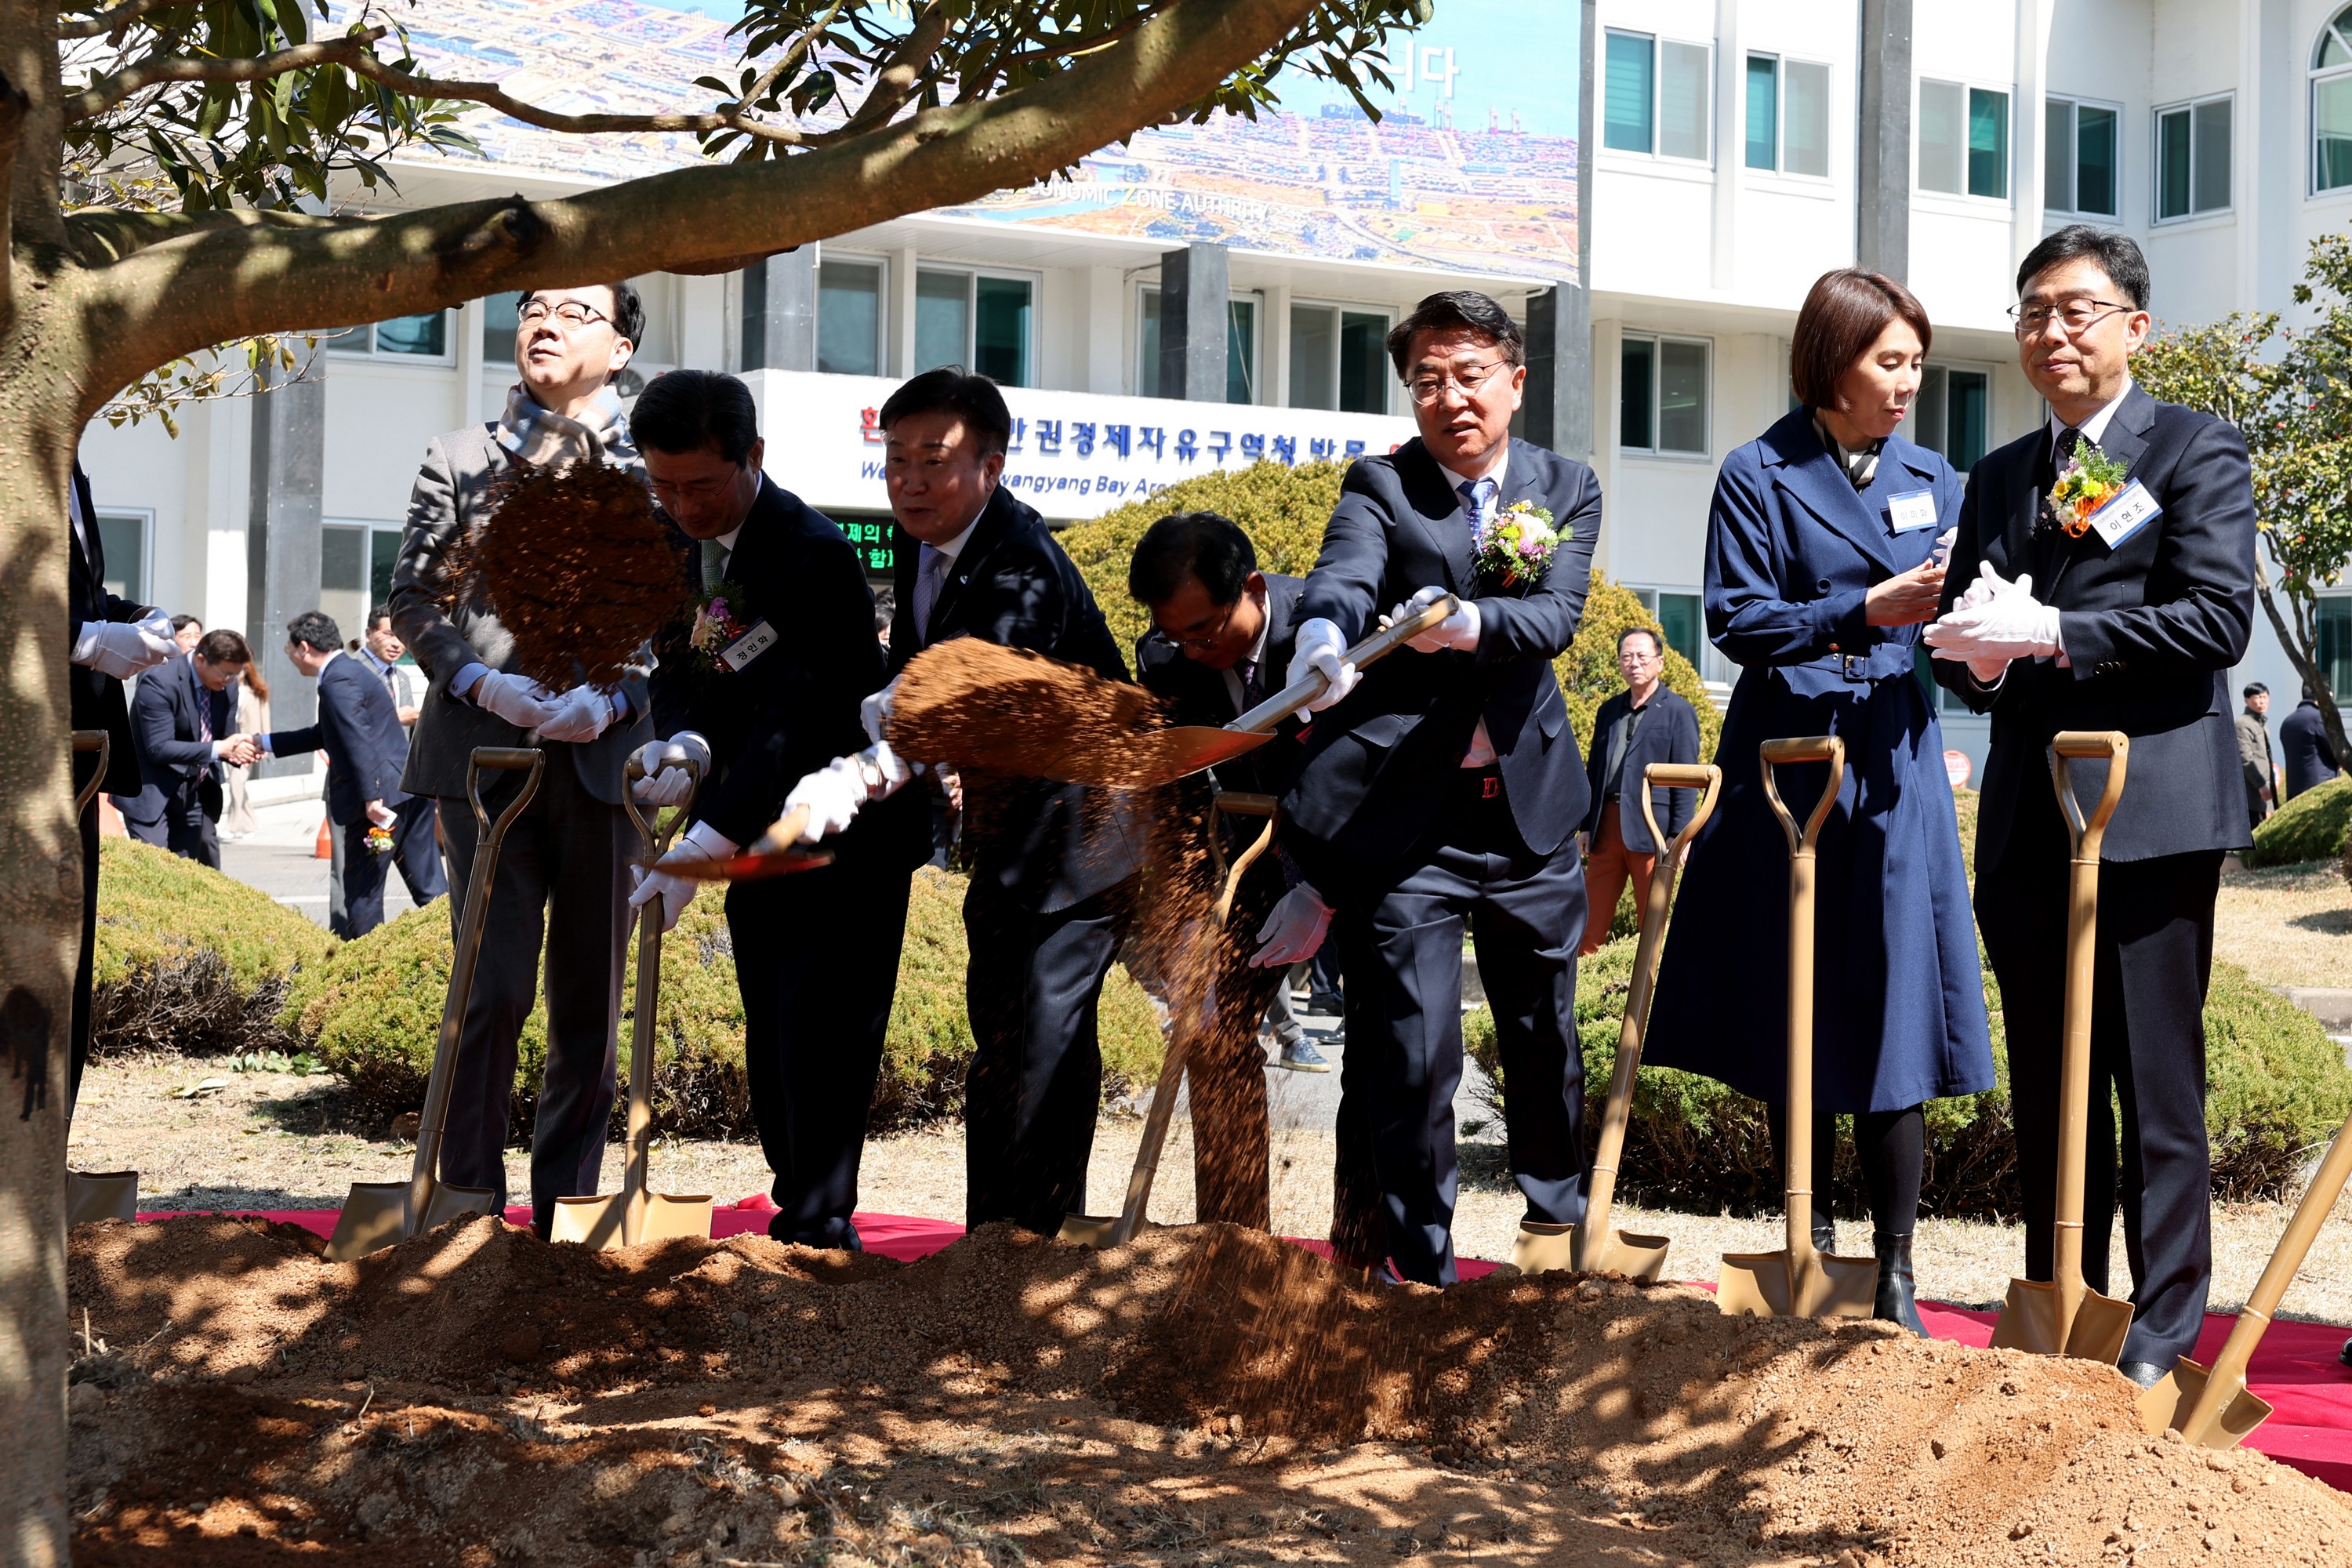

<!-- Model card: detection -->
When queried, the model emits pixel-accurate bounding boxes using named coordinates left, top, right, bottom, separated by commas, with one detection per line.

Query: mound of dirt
left=65, top=1215, right=2352, bottom=1566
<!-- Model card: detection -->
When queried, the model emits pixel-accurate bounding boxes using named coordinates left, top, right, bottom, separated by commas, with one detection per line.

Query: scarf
left=1811, top=414, right=1883, bottom=492
left=495, top=383, right=630, bottom=468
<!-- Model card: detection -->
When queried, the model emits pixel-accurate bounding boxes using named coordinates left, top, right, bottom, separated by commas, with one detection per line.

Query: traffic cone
left=314, top=814, right=333, bottom=858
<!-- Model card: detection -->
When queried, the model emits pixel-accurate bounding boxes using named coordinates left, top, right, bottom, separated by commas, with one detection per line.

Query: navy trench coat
left=1645, top=412, right=1994, bottom=1113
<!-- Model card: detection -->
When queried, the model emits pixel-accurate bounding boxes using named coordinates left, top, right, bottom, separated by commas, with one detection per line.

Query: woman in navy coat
left=1646, top=270, right=1994, bottom=1333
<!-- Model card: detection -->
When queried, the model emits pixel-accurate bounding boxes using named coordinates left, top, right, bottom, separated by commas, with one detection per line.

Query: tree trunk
left=2255, top=569, right=2352, bottom=783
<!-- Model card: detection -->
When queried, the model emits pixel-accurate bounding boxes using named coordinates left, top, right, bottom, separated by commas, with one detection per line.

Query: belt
left=1455, top=766, right=1504, bottom=800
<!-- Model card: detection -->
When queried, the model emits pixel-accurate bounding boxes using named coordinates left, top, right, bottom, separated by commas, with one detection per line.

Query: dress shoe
left=2118, top=1360, right=2169, bottom=1389
left=1871, top=1231, right=1928, bottom=1337
left=1812, top=1217, right=1836, bottom=1256
left=1308, top=989, right=1346, bottom=1015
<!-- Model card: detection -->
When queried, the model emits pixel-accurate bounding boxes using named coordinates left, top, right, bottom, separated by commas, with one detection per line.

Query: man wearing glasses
left=1257, top=289, right=1604, bottom=1285
left=1576, top=626, right=1701, bottom=957
left=388, top=281, right=657, bottom=1238
left=1926, top=226, right=2257, bottom=1388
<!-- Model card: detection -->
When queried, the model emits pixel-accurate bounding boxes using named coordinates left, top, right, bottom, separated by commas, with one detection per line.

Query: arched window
left=2314, top=5, right=2352, bottom=191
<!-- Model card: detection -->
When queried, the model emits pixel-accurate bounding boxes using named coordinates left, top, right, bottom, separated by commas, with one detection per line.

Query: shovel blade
left=1057, top=1212, right=1149, bottom=1250
left=1718, top=1250, right=1795, bottom=1318
left=1810, top=1252, right=1885, bottom=1318
left=641, top=1193, right=714, bottom=1243
left=420, top=1181, right=497, bottom=1232
left=2138, top=1358, right=2273, bottom=1449
left=1512, top=1221, right=1670, bottom=1283
left=652, top=846, right=834, bottom=883
left=1988, top=1276, right=2136, bottom=1362
left=1718, top=1249, right=1878, bottom=1319
left=550, top=1193, right=627, bottom=1250
left=325, top=1181, right=411, bottom=1262
left=65, top=1170, right=139, bottom=1227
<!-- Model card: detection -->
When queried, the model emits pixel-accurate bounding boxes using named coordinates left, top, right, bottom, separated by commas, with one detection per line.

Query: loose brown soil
left=65, top=1214, right=2352, bottom=1566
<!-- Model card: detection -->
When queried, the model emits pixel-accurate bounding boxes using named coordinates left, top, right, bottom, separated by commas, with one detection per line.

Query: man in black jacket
left=780, top=368, right=1142, bottom=1238
left=126, top=630, right=260, bottom=868
left=1577, top=626, right=1702, bottom=956
left=1927, top=225, right=2257, bottom=1385
left=65, top=462, right=178, bottom=1108
left=630, top=372, right=930, bottom=1249
left=1265, top=291, right=1603, bottom=1285
left=2280, top=687, right=2343, bottom=800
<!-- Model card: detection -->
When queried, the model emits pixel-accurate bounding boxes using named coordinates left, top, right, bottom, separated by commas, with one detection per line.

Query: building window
left=1138, top=290, right=1263, bottom=404
left=1745, top=55, right=1777, bottom=169
left=482, top=291, right=522, bottom=359
left=2045, top=97, right=2119, bottom=216
left=1919, top=80, right=2009, bottom=199
left=2319, top=595, right=2352, bottom=699
left=1620, top=335, right=1709, bottom=456
left=321, top=522, right=403, bottom=648
left=1911, top=365, right=1989, bottom=473
left=2318, top=8, right=2352, bottom=192
left=914, top=268, right=1032, bottom=387
left=2156, top=96, right=2231, bottom=220
left=1745, top=54, right=1829, bottom=176
left=818, top=257, right=886, bottom=377
left=1604, top=31, right=1709, bottom=160
left=1288, top=302, right=1391, bottom=415
left=94, top=510, right=150, bottom=604
left=332, top=310, right=452, bottom=361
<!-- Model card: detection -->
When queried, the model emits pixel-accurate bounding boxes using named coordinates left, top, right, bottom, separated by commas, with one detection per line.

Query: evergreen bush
left=2245, top=775, right=2352, bottom=868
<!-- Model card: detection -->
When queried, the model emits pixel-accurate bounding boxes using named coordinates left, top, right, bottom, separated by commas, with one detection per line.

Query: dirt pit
left=64, top=1215, right=2352, bottom=1566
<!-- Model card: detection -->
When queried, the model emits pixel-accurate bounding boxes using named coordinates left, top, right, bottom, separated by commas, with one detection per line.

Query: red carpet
left=135, top=1203, right=2352, bottom=1493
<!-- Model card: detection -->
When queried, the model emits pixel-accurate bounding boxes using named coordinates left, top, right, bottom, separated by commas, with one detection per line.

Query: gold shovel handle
left=1635, top=763, right=1723, bottom=865
left=71, top=730, right=111, bottom=816
left=1206, top=791, right=1279, bottom=931
left=622, top=755, right=703, bottom=860
left=2049, top=731, right=2129, bottom=862
left=467, top=747, right=547, bottom=840
left=1759, top=736, right=1845, bottom=858
left=1229, top=593, right=1459, bottom=735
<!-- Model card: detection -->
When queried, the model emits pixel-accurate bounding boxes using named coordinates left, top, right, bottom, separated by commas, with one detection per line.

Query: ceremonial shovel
left=64, top=730, right=140, bottom=1228
left=550, top=758, right=717, bottom=1250
left=1512, top=760, right=1722, bottom=1281
left=325, top=748, right=543, bottom=1263
left=1988, top=731, right=2136, bottom=1363
left=1717, top=736, right=1882, bottom=1320
left=1058, top=789, right=1280, bottom=1250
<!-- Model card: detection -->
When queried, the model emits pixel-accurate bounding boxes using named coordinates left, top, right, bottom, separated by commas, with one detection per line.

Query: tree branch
left=64, top=27, right=387, bottom=122
left=834, top=1, right=950, bottom=136
left=343, top=49, right=811, bottom=145
left=57, top=0, right=198, bottom=42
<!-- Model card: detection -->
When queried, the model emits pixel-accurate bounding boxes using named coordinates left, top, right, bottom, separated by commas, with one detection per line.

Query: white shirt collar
left=709, top=474, right=773, bottom=559
left=922, top=510, right=983, bottom=565
left=1436, top=448, right=1510, bottom=511
left=2049, top=376, right=2135, bottom=448
left=1217, top=604, right=1275, bottom=716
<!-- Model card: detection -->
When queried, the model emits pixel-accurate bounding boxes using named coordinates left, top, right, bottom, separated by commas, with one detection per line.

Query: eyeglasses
left=517, top=299, right=612, bottom=330
left=1146, top=601, right=1236, bottom=652
left=1406, top=357, right=1512, bottom=405
left=2008, top=298, right=2131, bottom=339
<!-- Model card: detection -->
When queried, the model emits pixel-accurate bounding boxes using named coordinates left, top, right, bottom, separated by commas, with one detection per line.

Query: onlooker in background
left=1577, top=626, right=1702, bottom=956
left=220, top=662, right=270, bottom=839
left=124, top=628, right=260, bottom=867
left=356, top=604, right=424, bottom=728
left=873, top=586, right=895, bottom=648
left=2237, top=682, right=2274, bottom=829
left=169, top=613, right=203, bottom=655
left=249, top=611, right=445, bottom=938
left=2281, top=684, right=2343, bottom=800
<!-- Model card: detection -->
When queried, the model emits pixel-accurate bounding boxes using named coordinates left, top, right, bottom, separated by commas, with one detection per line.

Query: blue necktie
left=913, top=546, right=951, bottom=644
left=1457, top=477, right=1497, bottom=536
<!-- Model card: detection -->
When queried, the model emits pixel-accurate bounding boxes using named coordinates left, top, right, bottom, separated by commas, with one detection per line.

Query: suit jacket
left=1133, top=572, right=1311, bottom=800
left=1580, top=686, right=1703, bottom=854
left=264, top=652, right=413, bottom=826
left=887, top=485, right=1138, bottom=913
left=388, top=421, right=654, bottom=804
left=1934, top=384, right=2257, bottom=869
left=2235, top=710, right=2273, bottom=798
left=69, top=463, right=149, bottom=798
left=2281, top=699, right=2343, bottom=799
left=125, top=655, right=234, bottom=824
left=1283, top=437, right=1602, bottom=862
left=649, top=477, right=930, bottom=868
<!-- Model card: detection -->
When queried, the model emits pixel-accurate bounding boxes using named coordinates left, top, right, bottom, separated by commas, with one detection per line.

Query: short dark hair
left=286, top=611, right=340, bottom=653
left=631, top=369, right=762, bottom=464
left=877, top=367, right=1014, bottom=456
left=1618, top=626, right=1664, bottom=657
left=1127, top=512, right=1258, bottom=608
left=1385, top=290, right=1526, bottom=379
left=2016, top=224, right=2151, bottom=312
left=1791, top=270, right=1934, bottom=411
left=520, top=281, right=647, bottom=348
left=194, top=628, right=251, bottom=665
left=365, top=603, right=393, bottom=633
left=169, top=613, right=201, bottom=634
left=2244, top=681, right=2270, bottom=699
left=872, top=587, right=895, bottom=634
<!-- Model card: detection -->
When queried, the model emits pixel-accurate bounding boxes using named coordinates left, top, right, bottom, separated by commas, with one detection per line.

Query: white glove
left=365, top=800, right=397, bottom=829
left=1925, top=566, right=2061, bottom=678
left=535, top=685, right=619, bottom=745
left=859, top=677, right=899, bottom=746
left=782, top=756, right=869, bottom=844
left=471, top=670, right=561, bottom=729
left=1930, top=527, right=1958, bottom=572
left=1942, top=558, right=2012, bottom=618
left=1284, top=619, right=1359, bottom=713
left=1251, top=883, right=1334, bottom=969
left=72, top=617, right=177, bottom=679
left=1388, top=586, right=1480, bottom=654
left=630, top=734, right=712, bottom=804
left=626, top=820, right=733, bottom=933
left=857, top=740, right=919, bottom=799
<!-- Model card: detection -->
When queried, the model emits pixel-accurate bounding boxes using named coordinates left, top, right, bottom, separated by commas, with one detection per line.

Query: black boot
left=1873, top=1232, right=1927, bottom=1337
left=1812, top=1216, right=1836, bottom=1256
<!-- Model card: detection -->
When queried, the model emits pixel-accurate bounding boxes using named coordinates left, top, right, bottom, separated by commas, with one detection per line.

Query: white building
left=80, top=0, right=2349, bottom=792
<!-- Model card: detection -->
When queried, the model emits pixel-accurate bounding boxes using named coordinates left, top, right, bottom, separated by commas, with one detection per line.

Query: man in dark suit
left=1265, top=290, right=1603, bottom=1286
left=786, top=368, right=1142, bottom=1238
left=251, top=611, right=444, bottom=938
left=2280, top=686, right=2343, bottom=800
left=630, top=372, right=930, bottom=1250
left=1128, top=511, right=1312, bottom=1228
left=125, top=630, right=260, bottom=869
left=387, top=281, right=656, bottom=1235
left=1577, top=626, right=1702, bottom=956
left=1926, top=225, right=2257, bottom=1385
left=65, top=461, right=178, bottom=1108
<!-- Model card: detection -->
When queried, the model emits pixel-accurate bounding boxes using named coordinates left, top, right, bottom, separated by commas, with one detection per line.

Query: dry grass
left=2216, top=858, right=2352, bottom=991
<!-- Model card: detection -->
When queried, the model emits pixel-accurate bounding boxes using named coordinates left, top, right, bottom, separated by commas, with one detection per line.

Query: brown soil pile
left=65, top=1214, right=2352, bottom=1566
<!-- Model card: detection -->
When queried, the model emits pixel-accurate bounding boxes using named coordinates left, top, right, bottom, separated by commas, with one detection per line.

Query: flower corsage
left=689, top=582, right=750, bottom=673
left=365, top=823, right=396, bottom=855
left=1473, top=499, right=1561, bottom=588
left=2046, top=445, right=2132, bottom=538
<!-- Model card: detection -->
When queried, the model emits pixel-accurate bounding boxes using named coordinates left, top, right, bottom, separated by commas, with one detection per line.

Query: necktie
left=383, top=661, right=400, bottom=707
left=1239, top=658, right=1259, bottom=706
left=1457, top=477, right=1498, bottom=537
left=913, top=546, right=951, bottom=644
left=195, top=664, right=214, bottom=782
left=701, top=538, right=730, bottom=592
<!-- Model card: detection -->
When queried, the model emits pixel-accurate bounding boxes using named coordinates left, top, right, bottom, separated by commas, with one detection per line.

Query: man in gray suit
left=387, top=281, right=655, bottom=1236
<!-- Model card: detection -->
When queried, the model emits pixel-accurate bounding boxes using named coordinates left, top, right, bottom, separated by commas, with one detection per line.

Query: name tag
left=2087, top=481, right=2161, bottom=549
left=1886, top=490, right=1939, bottom=532
left=720, top=619, right=778, bottom=672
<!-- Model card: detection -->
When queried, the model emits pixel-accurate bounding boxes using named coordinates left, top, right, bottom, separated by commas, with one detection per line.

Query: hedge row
left=2246, top=775, right=2352, bottom=869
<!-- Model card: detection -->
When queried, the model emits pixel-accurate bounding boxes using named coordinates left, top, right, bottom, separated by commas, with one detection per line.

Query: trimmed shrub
left=2247, top=775, right=2352, bottom=868
left=1555, top=578, right=1722, bottom=765
left=90, top=837, right=333, bottom=1058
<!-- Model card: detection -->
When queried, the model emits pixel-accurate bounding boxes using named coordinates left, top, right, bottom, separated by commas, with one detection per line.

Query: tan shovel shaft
left=408, top=748, right=545, bottom=1231
left=71, top=730, right=110, bottom=815
left=1227, top=593, right=1458, bottom=735
left=619, top=757, right=700, bottom=1245
left=2050, top=732, right=2130, bottom=1337
left=1576, top=762, right=1722, bottom=1270
left=1759, top=737, right=1846, bottom=1273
